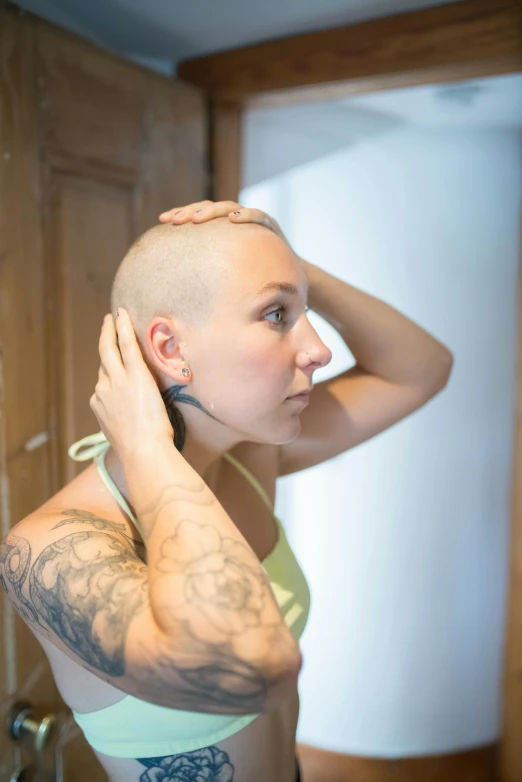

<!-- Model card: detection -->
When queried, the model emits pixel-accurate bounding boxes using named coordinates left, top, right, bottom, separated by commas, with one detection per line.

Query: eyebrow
left=255, top=281, right=308, bottom=297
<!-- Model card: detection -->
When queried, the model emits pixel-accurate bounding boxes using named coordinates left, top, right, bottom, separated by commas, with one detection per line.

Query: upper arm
left=278, top=361, right=453, bottom=476
left=0, top=509, right=297, bottom=714
left=0, top=512, right=164, bottom=693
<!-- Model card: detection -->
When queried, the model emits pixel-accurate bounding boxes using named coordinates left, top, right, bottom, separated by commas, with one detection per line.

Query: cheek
left=197, top=330, right=291, bottom=405
left=234, top=342, right=288, bottom=385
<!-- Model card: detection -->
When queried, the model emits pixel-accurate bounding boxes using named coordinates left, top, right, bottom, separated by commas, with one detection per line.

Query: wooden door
left=0, top=8, right=209, bottom=780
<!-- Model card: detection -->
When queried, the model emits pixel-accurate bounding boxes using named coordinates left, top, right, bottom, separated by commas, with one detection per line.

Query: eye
left=264, top=304, right=310, bottom=326
left=265, top=305, right=288, bottom=326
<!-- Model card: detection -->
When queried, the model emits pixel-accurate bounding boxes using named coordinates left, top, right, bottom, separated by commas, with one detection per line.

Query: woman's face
left=184, top=225, right=332, bottom=445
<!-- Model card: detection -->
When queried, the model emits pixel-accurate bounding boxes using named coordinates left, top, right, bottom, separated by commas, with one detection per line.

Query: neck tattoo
left=162, top=385, right=224, bottom=451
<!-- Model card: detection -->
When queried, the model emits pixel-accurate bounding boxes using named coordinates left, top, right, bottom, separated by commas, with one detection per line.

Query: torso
left=20, top=442, right=300, bottom=782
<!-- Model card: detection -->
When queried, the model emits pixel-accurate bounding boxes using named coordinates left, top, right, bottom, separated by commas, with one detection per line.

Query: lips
left=287, top=388, right=312, bottom=399
left=287, top=392, right=310, bottom=401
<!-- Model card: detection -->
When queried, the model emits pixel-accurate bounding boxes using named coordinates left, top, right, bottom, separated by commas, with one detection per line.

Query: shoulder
left=1, top=505, right=146, bottom=606
left=1, top=504, right=147, bottom=651
left=11, top=459, right=144, bottom=552
left=4, top=503, right=142, bottom=552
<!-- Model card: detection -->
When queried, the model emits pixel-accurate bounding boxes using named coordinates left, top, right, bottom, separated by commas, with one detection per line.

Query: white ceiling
left=242, top=73, right=522, bottom=187
left=339, top=74, right=522, bottom=130
left=14, top=0, right=459, bottom=73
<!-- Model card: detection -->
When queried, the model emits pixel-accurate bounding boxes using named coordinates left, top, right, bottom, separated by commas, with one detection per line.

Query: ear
left=146, top=317, right=189, bottom=384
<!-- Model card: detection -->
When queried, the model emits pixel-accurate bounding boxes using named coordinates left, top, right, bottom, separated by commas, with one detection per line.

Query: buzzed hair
left=110, top=218, right=236, bottom=343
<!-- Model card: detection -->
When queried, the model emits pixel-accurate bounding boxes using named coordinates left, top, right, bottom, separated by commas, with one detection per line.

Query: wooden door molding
left=178, top=0, right=522, bottom=109
left=181, top=0, right=522, bottom=208
left=210, top=100, right=242, bottom=202
left=499, top=213, right=522, bottom=782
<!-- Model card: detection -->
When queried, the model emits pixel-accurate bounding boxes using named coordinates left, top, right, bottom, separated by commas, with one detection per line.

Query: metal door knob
left=7, top=700, right=57, bottom=752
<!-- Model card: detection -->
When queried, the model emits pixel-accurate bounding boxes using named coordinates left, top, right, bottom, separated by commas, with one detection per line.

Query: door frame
left=178, top=2, right=522, bottom=780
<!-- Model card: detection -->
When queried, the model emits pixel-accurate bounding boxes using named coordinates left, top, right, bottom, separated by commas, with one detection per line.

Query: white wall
left=240, top=123, right=522, bottom=756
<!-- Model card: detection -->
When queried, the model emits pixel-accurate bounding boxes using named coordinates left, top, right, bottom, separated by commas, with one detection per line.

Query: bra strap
left=223, top=452, right=275, bottom=515
left=68, top=431, right=143, bottom=534
left=95, top=449, right=142, bottom=533
left=68, top=434, right=276, bottom=534
left=68, top=431, right=110, bottom=462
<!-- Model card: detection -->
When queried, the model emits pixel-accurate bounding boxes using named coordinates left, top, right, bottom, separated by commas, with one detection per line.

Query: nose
left=303, top=321, right=332, bottom=369
left=308, top=343, right=332, bottom=369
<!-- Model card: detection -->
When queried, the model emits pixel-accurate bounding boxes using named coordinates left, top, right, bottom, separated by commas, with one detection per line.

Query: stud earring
left=182, top=368, right=190, bottom=377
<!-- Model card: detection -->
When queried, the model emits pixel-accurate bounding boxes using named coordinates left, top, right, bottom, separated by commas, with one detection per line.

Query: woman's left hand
left=159, top=199, right=291, bottom=249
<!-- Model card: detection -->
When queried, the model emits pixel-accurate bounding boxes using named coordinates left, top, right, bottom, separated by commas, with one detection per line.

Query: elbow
left=260, top=643, right=303, bottom=713
left=433, top=348, right=454, bottom=390
left=423, top=347, right=454, bottom=395
left=414, top=349, right=454, bottom=403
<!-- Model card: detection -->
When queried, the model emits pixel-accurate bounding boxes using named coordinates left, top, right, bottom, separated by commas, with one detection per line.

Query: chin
left=259, top=417, right=302, bottom=446
left=232, top=405, right=302, bottom=445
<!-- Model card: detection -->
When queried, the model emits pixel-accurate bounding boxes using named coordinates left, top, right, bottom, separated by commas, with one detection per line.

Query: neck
left=103, top=401, right=245, bottom=510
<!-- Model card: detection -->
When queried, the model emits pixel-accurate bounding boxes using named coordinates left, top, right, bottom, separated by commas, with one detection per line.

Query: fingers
left=192, top=201, right=243, bottom=223
left=159, top=200, right=242, bottom=224
left=98, top=314, right=124, bottom=379
left=113, top=308, right=143, bottom=372
left=230, top=208, right=287, bottom=246
left=228, top=207, right=271, bottom=227
left=158, top=200, right=287, bottom=252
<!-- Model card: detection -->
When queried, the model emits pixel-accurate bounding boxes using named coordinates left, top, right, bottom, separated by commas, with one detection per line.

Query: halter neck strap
left=68, top=431, right=110, bottom=462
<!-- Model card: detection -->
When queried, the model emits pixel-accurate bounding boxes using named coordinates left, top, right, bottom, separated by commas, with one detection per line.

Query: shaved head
left=111, top=217, right=249, bottom=343
left=106, top=213, right=330, bottom=460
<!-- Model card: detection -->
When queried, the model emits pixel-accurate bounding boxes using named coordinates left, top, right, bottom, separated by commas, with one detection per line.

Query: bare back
left=3, top=442, right=301, bottom=782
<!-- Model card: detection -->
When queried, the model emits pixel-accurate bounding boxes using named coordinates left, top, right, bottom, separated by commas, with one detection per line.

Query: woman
left=0, top=200, right=453, bottom=781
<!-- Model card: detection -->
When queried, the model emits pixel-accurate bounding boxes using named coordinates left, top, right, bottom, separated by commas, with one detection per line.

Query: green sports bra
left=67, top=432, right=311, bottom=759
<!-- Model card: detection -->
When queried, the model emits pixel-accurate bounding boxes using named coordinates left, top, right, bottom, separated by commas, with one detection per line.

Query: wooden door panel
left=46, top=173, right=135, bottom=483
left=0, top=21, right=49, bottom=462
left=37, top=25, right=148, bottom=172
left=36, top=17, right=209, bottom=492
left=0, top=12, right=59, bottom=780
left=2, top=8, right=209, bottom=779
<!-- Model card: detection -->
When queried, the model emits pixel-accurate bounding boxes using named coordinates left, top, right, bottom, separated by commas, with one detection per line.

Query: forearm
left=303, top=260, right=453, bottom=386
left=121, top=437, right=301, bottom=677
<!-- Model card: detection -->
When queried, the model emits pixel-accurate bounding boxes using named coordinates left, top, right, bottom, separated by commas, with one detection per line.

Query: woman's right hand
left=90, top=309, right=174, bottom=461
